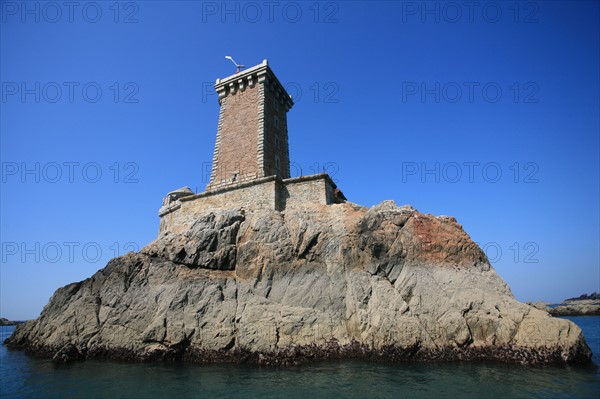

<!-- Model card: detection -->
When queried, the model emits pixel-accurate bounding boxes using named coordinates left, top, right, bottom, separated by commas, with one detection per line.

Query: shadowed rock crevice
left=147, top=210, right=245, bottom=270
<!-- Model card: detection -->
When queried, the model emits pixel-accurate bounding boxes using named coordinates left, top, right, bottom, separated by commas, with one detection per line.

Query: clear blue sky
left=1, top=1, right=598, bottom=320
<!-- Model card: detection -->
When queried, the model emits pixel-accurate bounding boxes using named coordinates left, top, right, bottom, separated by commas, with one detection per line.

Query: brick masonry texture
left=211, top=87, right=260, bottom=185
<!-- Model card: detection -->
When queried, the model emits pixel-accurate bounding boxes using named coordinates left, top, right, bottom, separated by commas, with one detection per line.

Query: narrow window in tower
left=274, top=98, right=280, bottom=111
left=275, top=156, right=281, bottom=172
left=274, top=116, right=279, bottom=129
left=275, top=136, right=280, bottom=149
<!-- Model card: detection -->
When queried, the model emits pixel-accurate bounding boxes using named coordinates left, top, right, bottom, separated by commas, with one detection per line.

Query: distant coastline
left=528, top=292, right=600, bottom=316
left=0, top=318, right=25, bottom=326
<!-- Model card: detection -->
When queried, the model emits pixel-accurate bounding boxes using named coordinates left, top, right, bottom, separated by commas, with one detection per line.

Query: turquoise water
left=1, top=317, right=599, bottom=399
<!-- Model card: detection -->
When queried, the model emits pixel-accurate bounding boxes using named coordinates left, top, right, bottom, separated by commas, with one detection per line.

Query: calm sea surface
left=1, top=316, right=599, bottom=399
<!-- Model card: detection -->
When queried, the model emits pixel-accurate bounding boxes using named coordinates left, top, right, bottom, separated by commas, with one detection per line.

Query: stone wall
left=160, top=176, right=278, bottom=234
left=159, top=174, right=341, bottom=234
left=281, top=176, right=329, bottom=210
left=262, top=81, right=291, bottom=179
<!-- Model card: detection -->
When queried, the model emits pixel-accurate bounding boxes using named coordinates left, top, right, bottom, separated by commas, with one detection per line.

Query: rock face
left=526, top=302, right=551, bottom=312
left=5, top=201, right=592, bottom=365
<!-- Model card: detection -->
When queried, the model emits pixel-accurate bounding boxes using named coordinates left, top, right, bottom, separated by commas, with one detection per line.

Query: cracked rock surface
left=5, top=201, right=592, bottom=365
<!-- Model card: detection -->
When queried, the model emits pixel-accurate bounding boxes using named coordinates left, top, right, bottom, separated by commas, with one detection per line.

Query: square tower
left=207, top=60, right=294, bottom=191
left=158, top=59, right=346, bottom=231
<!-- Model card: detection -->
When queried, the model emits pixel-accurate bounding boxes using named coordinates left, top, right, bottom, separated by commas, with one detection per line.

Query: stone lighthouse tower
left=207, top=59, right=293, bottom=191
left=158, top=60, right=345, bottom=233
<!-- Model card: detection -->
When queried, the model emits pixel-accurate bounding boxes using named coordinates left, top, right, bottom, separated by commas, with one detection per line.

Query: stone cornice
left=214, top=59, right=294, bottom=110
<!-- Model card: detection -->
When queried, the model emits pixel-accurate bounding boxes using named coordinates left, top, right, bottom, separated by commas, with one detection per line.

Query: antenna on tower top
left=225, top=56, right=245, bottom=73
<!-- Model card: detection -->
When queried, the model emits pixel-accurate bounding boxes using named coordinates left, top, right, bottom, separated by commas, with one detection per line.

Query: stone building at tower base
left=159, top=173, right=345, bottom=234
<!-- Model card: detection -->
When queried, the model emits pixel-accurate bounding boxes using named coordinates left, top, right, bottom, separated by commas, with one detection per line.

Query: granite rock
left=5, top=201, right=592, bottom=365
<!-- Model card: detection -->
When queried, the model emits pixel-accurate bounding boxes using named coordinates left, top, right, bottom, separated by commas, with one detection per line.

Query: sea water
left=1, top=316, right=599, bottom=399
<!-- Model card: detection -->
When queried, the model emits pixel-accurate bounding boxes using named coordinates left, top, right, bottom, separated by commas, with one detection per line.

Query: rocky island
left=5, top=61, right=592, bottom=366
left=0, top=318, right=23, bottom=326
left=550, top=293, right=600, bottom=317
